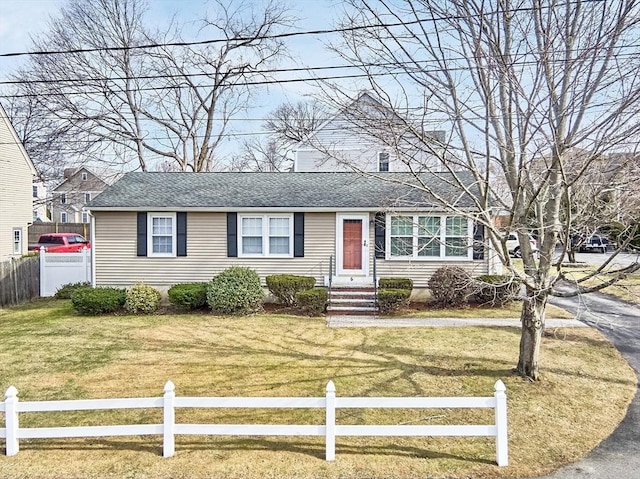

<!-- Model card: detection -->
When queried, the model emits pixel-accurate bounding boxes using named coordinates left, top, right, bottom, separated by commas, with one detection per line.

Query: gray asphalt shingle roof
left=88, top=172, right=481, bottom=210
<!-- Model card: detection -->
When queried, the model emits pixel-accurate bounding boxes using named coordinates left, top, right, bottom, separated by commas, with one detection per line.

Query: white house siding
left=94, top=211, right=336, bottom=289
left=0, top=110, right=35, bottom=261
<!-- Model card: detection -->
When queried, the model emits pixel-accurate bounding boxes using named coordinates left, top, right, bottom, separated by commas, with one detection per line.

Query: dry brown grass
left=0, top=299, right=635, bottom=479
left=395, top=301, right=574, bottom=319
left=564, top=268, right=640, bottom=305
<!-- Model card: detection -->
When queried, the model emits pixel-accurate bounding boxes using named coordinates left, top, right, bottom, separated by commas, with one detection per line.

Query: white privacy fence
left=39, top=247, right=91, bottom=297
left=1, top=380, right=508, bottom=466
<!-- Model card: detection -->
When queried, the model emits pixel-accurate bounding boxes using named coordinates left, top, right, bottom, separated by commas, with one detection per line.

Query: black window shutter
left=137, top=212, right=147, bottom=257
left=473, top=222, right=485, bottom=260
left=294, top=212, right=304, bottom=257
left=177, top=212, right=187, bottom=257
left=227, top=212, right=238, bottom=257
left=374, top=212, right=386, bottom=259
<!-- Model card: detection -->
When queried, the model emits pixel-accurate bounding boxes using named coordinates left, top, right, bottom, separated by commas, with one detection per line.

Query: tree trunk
left=517, top=289, right=548, bottom=380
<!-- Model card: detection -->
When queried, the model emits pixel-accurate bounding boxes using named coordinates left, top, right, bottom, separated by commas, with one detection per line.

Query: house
left=293, top=92, right=446, bottom=173
left=51, top=167, right=121, bottom=224
left=0, top=103, right=37, bottom=261
left=32, top=180, right=49, bottom=222
left=87, top=172, right=491, bottom=295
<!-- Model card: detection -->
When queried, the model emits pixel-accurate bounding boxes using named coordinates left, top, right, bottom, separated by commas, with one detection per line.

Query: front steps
left=327, top=286, right=378, bottom=316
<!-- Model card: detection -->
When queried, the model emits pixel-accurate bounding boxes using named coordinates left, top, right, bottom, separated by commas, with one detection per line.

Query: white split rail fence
left=1, top=380, right=508, bottom=466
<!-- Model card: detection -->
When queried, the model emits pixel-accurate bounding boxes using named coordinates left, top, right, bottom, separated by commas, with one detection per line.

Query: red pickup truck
left=28, top=233, right=91, bottom=253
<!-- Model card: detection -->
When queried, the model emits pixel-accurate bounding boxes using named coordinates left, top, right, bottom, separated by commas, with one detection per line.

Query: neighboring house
left=0, top=103, right=37, bottom=261
left=293, top=92, right=445, bottom=173
left=51, top=167, right=121, bottom=224
left=87, top=172, right=491, bottom=294
left=32, top=180, right=50, bottom=222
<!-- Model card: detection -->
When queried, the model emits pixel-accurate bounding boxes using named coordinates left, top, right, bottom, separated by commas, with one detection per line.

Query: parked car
left=505, top=232, right=537, bottom=258
left=28, top=233, right=91, bottom=253
left=578, top=234, right=609, bottom=253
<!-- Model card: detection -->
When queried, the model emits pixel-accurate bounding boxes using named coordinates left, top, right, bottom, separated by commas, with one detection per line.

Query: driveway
left=543, top=289, right=640, bottom=479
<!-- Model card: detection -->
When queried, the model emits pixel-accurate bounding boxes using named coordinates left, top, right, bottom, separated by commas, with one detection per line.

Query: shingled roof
left=88, top=172, right=481, bottom=210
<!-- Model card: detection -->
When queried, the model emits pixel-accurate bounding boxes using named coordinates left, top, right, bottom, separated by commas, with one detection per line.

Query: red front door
left=343, top=220, right=362, bottom=270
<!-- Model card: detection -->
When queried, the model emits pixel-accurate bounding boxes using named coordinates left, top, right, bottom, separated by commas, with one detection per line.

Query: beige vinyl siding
left=94, top=211, right=336, bottom=288
left=0, top=111, right=34, bottom=261
left=366, top=216, right=490, bottom=288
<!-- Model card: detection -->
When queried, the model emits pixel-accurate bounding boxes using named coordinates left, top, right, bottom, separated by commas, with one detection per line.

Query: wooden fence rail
left=1, top=380, right=508, bottom=465
left=0, top=256, right=39, bottom=307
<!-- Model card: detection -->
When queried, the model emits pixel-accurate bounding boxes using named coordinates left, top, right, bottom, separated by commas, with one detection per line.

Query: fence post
left=82, top=246, right=90, bottom=283
left=39, top=247, right=46, bottom=297
left=325, top=380, right=336, bottom=461
left=5, top=386, right=19, bottom=456
left=494, top=380, right=508, bottom=466
left=163, top=381, right=175, bottom=458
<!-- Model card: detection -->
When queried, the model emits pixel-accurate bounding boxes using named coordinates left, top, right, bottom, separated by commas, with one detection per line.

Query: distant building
left=32, top=180, right=50, bottom=222
left=51, top=167, right=122, bottom=224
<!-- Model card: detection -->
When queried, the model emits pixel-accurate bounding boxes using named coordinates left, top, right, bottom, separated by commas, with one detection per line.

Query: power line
left=0, top=0, right=604, bottom=59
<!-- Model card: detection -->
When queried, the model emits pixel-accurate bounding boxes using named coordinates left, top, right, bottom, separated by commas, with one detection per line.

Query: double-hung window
left=378, top=152, right=390, bottom=172
left=13, top=229, right=22, bottom=255
left=240, top=214, right=292, bottom=257
left=388, top=214, right=471, bottom=259
left=148, top=213, right=176, bottom=256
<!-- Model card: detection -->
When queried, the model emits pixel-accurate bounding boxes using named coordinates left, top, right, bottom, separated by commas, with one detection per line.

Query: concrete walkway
left=327, top=315, right=586, bottom=328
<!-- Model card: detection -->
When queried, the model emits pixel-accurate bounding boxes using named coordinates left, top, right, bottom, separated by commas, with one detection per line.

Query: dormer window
left=81, top=171, right=88, bottom=181
left=378, top=152, right=389, bottom=172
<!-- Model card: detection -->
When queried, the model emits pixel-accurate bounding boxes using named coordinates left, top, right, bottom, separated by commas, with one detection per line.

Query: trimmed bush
left=168, top=282, right=208, bottom=310
left=125, top=283, right=161, bottom=314
left=266, top=274, right=316, bottom=306
left=377, top=288, right=411, bottom=313
left=474, top=275, right=521, bottom=306
left=54, top=281, right=91, bottom=300
left=71, top=287, right=126, bottom=315
left=428, top=266, right=473, bottom=307
left=207, top=267, right=264, bottom=315
left=295, top=287, right=328, bottom=316
left=378, top=278, right=413, bottom=291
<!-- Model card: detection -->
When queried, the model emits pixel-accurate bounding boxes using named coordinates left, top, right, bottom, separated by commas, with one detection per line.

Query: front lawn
left=0, top=299, right=635, bottom=479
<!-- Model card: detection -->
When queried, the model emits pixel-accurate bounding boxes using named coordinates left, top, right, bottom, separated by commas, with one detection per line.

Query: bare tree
left=5, top=0, right=293, bottom=173
left=330, top=0, right=640, bottom=380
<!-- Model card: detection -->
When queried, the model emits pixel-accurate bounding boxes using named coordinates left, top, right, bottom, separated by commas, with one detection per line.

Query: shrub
left=474, top=275, right=522, bottom=306
left=54, top=281, right=91, bottom=300
left=378, top=278, right=413, bottom=291
left=168, top=282, right=208, bottom=310
left=125, top=283, right=161, bottom=314
left=266, top=275, right=316, bottom=306
left=428, top=266, right=473, bottom=307
left=207, top=267, right=264, bottom=315
left=295, top=288, right=328, bottom=316
left=377, top=288, right=411, bottom=313
left=71, top=287, right=126, bottom=315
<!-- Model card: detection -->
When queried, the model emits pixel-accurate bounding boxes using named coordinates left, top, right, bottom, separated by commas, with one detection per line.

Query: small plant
left=377, top=288, right=411, bottom=314
left=266, top=274, right=316, bottom=306
left=207, top=267, right=264, bottom=315
left=428, top=266, right=473, bottom=307
left=474, top=275, right=521, bottom=306
left=295, top=287, right=328, bottom=315
left=168, top=282, right=208, bottom=310
left=54, top=281, right=91, bottom=300
left=125, top=283, right=161, bottom=314
left=378, top=278, right=413, bottom=291
left=71, top=287, right=126, bottom=315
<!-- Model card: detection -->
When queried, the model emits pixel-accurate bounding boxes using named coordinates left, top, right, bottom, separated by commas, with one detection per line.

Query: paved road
left=542, top=290, right=640, bottom=479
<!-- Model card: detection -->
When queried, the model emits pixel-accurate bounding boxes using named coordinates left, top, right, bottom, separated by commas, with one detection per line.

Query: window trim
left=378, top=152, right=390, bottom=172
left=386, top=214, right=473, bottom=260
left=12, top=228, right=22, bottom=255
left=238, top=213, right=294, bottom=258
left=81, top=172, right=88, bottom=181
left=60, top=212, right=68, bottom=223
left=81, top=212, right=89, bottom=224
left=60, top=193, right=67, bottom=204
left=32, top=185, right=38, bottom=198
left=84, top=192, right=91, bottom=203
left=147, top=212, right=177, bottom=257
